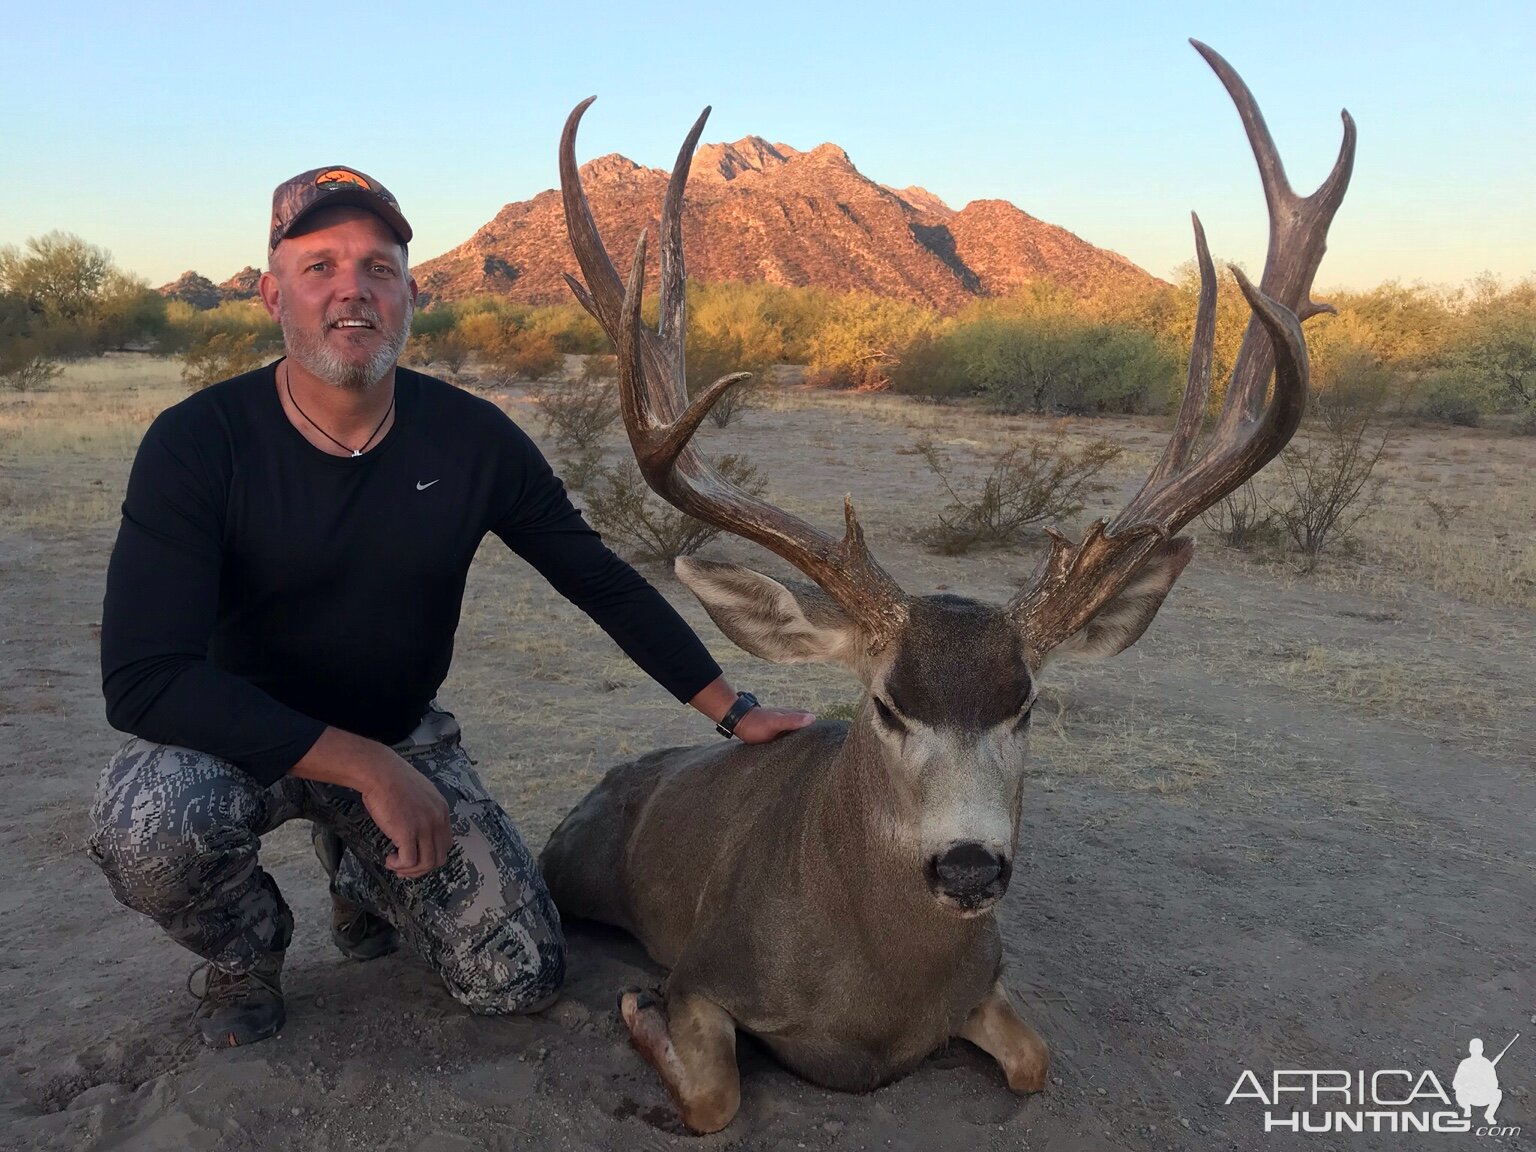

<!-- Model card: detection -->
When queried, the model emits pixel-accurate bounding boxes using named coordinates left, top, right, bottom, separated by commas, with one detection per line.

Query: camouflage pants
left=87, top=709, right=565, bottom=1014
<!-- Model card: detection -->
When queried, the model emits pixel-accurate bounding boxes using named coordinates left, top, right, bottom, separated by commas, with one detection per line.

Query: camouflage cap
left=269, top=166, right=412, bottom=251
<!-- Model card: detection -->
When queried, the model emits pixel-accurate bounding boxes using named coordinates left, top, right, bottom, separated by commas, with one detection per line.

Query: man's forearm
left=290, top=727, right=398, bottom=790
left=688, top=675, right=739, bottom=726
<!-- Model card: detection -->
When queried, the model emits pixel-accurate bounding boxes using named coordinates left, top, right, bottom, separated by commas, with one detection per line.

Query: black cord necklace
left=283, top=362, right=394, bottom=457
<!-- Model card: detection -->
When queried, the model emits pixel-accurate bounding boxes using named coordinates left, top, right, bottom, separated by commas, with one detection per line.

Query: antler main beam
left=1010, top=41, right=1356, bottom=656
left=560, top=100, right=910, bottom=650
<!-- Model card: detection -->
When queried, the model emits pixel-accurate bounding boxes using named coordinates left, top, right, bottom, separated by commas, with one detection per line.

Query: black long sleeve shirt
left=101, top=361, right=721, bottom=787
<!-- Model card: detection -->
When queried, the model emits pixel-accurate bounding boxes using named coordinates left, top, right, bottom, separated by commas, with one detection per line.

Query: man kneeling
left=89, top=164, right=809, bottom=1046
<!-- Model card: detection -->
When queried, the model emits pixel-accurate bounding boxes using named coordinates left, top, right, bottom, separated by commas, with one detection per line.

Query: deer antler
left=1009, top=40, right=1356, bottom=656
left=560, top=99, right=911, bottom=650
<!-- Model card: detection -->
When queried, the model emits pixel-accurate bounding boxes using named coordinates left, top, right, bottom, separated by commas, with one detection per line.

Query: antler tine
left=560, top=97, right=624, bottom=333
left=1137, top=212, right=1217, bottom=494
left=1010, top=44, right=1348, bottom=654
left=658, top=107, right=712, bottom=357
left=1192, top=39, right=1356, bottom=434
left=564, top=101, right=910, bottom=650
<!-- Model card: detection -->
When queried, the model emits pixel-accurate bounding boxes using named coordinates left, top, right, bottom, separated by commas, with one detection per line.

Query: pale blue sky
left=3, top=1, right=1531, bottom=294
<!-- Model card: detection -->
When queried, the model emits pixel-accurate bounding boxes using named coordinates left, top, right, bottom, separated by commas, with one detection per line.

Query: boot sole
left=197, top=1002, right=286, bottom=1048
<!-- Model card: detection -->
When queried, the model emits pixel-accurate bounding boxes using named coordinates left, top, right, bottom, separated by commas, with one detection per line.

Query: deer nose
left=928, top=841, right=1011, bottom=904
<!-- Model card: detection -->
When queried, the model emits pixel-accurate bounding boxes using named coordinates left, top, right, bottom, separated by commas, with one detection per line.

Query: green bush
left=0, top=291, right=58, bottom=389
left=1413, top=372, right=1483, bottom=427
left=181, top=332, right=269, bottom=390
left=893, top=313, right=1172, bottom=415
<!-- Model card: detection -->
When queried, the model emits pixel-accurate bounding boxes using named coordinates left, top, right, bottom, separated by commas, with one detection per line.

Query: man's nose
left=333, top=264, right=374, bottom=299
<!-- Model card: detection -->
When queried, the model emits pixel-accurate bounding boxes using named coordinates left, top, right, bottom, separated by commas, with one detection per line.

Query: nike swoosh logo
left=416, top=479, right=440, bottom=491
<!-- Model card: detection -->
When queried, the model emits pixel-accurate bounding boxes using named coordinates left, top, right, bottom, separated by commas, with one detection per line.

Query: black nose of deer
left=926, top=841, right=1012, bottom=911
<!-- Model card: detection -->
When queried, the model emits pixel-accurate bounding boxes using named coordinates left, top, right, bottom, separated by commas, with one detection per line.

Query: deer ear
left=675, top=556, right=863, bottom=667
left=1038, top=537, right=1195, bottom=666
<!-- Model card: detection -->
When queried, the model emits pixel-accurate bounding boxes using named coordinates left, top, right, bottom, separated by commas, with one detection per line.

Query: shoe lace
left=187, top=960, right=281, bottom=1016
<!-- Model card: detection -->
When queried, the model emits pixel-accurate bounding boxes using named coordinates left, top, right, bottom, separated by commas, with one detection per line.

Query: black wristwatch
left=715, top=691, right=759, bottom=739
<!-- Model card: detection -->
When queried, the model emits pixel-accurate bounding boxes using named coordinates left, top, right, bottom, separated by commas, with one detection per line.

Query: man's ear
left=1036, top=537, right=1194, bottom=667
left=257, top=268, right=282, bottom=323
left=675, top=556, right=864, bottom=669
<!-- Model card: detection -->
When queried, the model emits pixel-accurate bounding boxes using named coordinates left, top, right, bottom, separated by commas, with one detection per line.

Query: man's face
left=259, top=206, right=417, bottom=391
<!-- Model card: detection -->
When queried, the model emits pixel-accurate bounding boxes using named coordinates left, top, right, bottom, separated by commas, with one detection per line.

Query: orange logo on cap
left=315, top=169, right=371, bottom=190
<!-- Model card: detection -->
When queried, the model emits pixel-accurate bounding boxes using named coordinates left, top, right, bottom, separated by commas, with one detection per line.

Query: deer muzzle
left=926, top=841, right=1012, bottom=916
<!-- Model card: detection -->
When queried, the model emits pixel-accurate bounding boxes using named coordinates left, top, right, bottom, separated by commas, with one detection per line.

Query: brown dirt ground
left=2, top=356, right=1533, bottom=1151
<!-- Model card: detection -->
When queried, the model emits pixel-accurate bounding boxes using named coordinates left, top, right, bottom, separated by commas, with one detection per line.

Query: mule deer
left=540, top=40, right=1354, bottom=1134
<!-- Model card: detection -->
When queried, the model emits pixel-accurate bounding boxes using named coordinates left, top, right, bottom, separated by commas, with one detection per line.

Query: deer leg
left=957, top=981, right=1050, bottom=1094
left=619, top=987, right=740, bottom=1134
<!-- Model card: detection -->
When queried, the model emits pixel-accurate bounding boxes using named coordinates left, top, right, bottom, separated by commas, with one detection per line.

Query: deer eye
left=873, top=696, right=907, bottom=734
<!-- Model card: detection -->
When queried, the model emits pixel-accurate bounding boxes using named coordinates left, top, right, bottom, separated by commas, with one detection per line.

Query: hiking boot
left=312, top=823, right=399, bottom=962
left=188, top=949, right=286, bottom=1048
left=330, top=894, right=399, bottom=962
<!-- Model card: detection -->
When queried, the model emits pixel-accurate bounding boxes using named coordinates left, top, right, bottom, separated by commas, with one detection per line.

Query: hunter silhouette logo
left=315, top=169, right=371, bottom=190
left=1224, top=1032, right=1521, bottom=1137
left=1455, top=1035, right=1518, bottom=1125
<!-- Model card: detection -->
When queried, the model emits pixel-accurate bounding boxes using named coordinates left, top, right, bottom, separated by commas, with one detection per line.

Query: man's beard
left=280, top=298, right=413, bottom=392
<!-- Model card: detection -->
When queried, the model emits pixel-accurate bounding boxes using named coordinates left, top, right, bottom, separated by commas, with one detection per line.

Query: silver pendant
left=351, top=449, right=362, bottom=457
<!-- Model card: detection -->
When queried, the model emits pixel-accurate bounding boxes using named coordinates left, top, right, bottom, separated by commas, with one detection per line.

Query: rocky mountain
left=157, top=266, right=261, bottom=310
left=157, top=271, right=221, bottom=310
left=411, top=137, right=1159, bottom=311
left=219, top=267, right=261, bottom=301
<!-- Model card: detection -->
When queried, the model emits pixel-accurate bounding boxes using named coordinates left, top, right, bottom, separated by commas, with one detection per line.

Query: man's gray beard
left=280, top=299, right=413, bottom=392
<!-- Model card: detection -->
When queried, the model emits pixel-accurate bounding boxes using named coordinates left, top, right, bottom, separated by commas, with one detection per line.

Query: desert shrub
left=583, top=455, right=767, bottom=562
left=163, top=299, right=279, bottom=355
left=411, top=329, right=472, bottom=375
left=530, top=378, right=618, bottom=450
left=1412, top=372, right=1483, bottom=427
left=0, top=355, right=61, bottom=392
left=991, top=322, right=1170, bottom=415
left=1270, top=363, right=1393, bottom=571
left=557, top=446, right=606, bottom=492
left=891, top=304, right=1172, bottom=415
left=888, top=331, right=976, bottom=401
left=579, top=354, right=617, bottom=384
left=502, top=328, right=563, bottom=381
left=1451, top=278, right=1536, bottom=427
left=1199, top=480, right=1285, bottom=550
left=804, top=292, right=936, bottom=390
left=912, top=436, right=1122, bottom=555
left=181, top=332, right=268, bottom=390
left=0, top=292, right=58, bottom=390
left=93, top=271, right=168, bottom=350
left=533, top=302, right=608, bottom=355
left=684, top=281, right=787, bottom=425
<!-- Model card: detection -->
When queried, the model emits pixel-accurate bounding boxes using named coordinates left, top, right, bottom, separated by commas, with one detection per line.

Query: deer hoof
left=618, top=987, right=659, bottom=1029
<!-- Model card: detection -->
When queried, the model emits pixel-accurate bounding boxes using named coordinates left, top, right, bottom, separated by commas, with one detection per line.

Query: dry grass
left=1256, top=644, right=1500, bottom=728
left=0, top=354, right=185, bottom=531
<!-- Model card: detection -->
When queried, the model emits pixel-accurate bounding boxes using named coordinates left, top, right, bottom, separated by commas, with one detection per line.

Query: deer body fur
left=543, top=718, right=1002, bottom=1093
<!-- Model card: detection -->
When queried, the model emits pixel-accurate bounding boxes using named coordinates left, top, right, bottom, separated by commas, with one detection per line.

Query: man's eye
left=307, top=262, right=328, bottom=273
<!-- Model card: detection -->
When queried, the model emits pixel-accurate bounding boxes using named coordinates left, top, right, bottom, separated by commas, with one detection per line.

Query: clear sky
left=3, top=0, right=1531, bottom=295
